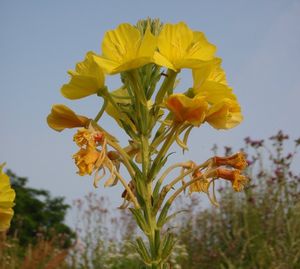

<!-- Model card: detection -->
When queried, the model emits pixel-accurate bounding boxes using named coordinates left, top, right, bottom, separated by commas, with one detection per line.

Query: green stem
left=161, top=169, right=215, bottom=215
left=154, top=160, right=211, bottom=213
left=126, top=70, right=149, bottom=135
left=148, top=124, right=180, bottom=182
left=155, top=69, right=177, bottom=104
left=94, top=99, right=107, bottom=122
left=106, top=139, right=136, bottom=178
left=153, top=162, right=189, bottom=199
left=115, top=171, right=140, bottom=209
left=141, top=135, right=150, bottom=176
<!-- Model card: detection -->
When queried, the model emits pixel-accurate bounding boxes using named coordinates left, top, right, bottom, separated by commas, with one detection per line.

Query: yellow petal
left=153, top=52, right=176, bottom=70
left=206, top=99, right=243, bottom=129
left=138, top=26, right=157, bottom=58
left=61, top=51, right=105, bottom=99
left=47, top=104, right=89, bottom=132
left=157, top=22, right=194, bottom=63
left=193, top=59, right=235, bottom=104
left=0, top=208, right=14, bottom=232
left=0, top=189, right=15, bottom=208
left=192, top=58, right=224, bottom=89
left=198, top=82, right=237, bottom=104
left=187, top=31, right=216, bottom=61
left=175, top=58, right=211, bottom=70
left=155, top=22, right=216, bottom=70
left=110, top=58, right=154, bottom=74
left=102, top=23, right=141, bottom=62
left=205, top=58, right=227, bottom=85
left=0, top=163, right=15, bottom=232
left=98, top=23, right=156, bottom=74
left=94, top=23, right=156, bottom=74
left=92, top=55, right=119, bottom=74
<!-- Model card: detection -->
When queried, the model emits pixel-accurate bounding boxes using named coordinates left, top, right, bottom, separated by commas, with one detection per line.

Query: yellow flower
left=205, top=98, right=243, bottom=129
left=93, top=23, right=157, bottom=74
left=216, top=167, right=249, bottom=192
left=61, top=51, right=105, bottom=99
left=192, top=59, right=243, bottom=129
left=0, top=163, right=16, bottom=232
left=166, top=94, right=209, bottom=126
left=154, top=22, right=216, bottom=71
left=47, top=104, right=90, bottom=132
left=192, top=58, right=236, bottom=104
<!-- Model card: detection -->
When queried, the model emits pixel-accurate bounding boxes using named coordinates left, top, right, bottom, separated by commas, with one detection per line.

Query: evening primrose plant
left=47, top=19, right=248, bottom=268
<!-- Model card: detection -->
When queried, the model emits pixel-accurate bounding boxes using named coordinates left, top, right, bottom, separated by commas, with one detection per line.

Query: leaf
left=129, top=208, right=149, bottom=233
left=135, top=237, right=151, bottom=264
left=157, top=203, right=171, bottom=228
left=158, top=209, right=189, bottom=227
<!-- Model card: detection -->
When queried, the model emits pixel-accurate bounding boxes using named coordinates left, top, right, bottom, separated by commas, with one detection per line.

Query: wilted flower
left=189, top=170, right=209, bottom=193
left=216, top=167, right=249, bottom=192
left=214, top=152, right=248, bottom=170
left=73, top=146, right=101, bottom=176
left=73, top=126, right=118, bottom=188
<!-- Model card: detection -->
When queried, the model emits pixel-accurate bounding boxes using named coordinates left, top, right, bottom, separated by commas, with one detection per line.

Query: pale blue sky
left=1, top=0, right=299, bottom=225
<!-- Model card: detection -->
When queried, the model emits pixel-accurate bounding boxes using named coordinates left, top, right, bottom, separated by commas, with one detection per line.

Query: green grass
left=1, top=131, right=299, bottom=269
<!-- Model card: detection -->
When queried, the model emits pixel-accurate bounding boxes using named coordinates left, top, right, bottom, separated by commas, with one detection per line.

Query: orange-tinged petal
left=166, top=94, right=209, bottom=126
left=47, top=104, right=89, bottom=132
left=216, top=168, right=249, bottom=192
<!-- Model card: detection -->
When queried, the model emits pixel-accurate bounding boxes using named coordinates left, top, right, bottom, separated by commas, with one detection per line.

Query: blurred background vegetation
left=0, top=131, right=299, bottom=269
